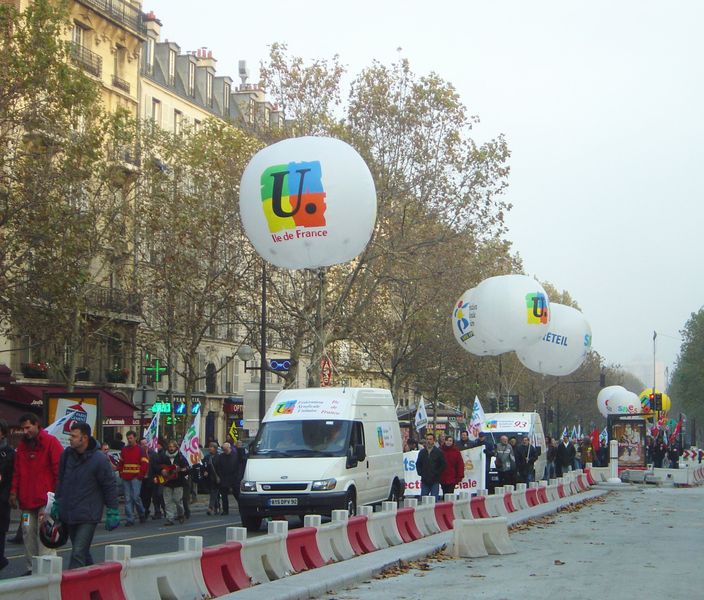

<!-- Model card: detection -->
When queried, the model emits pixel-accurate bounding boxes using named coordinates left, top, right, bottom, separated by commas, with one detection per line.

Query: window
left=145, top=38, right=155, bottom=75
left=168, top=49, right=176, bottom=86
left=206, top=72, right=213, bottom=106
left=249, top=98, right=256, bottom=123
left=223, top=82, right=230, bottom=112
left=72, top=22, right=84, bottom=46
left=188, top=61, right=195, bottom=96
left=173, top=109, right=183, bottom=135
left=193, top=119, right=201, bottom=132
left=263, top=106, right=270, bottom=126
left=151, top=98, right=161, bottom=126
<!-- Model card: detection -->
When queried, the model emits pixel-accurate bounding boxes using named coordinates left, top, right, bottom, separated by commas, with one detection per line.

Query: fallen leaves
left=373, top=546, right=450, bottom=580
left=554, top=560, right=566, bottom=566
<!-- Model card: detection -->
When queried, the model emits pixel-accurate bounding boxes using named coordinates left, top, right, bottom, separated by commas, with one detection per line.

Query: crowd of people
left=0, top=413, right=247, bottom=577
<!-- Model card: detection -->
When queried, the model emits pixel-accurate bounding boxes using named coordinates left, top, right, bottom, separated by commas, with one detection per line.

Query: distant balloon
left=608, top=388, right=642, bottom=415
left=597, top=386, right=623, bottom=418
left=452, top=275, right=550, bottom=356
left=239, top=136, right=377, bottom=269
left=516, top=304, right=591, bottom=376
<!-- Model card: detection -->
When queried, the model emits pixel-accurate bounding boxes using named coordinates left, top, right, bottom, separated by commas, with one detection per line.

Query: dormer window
left=206, top=72, right=213, bottom=106
left=168, top=49, right=176, bottom=86
left=145, top=38, right=155, bottom=75
left=223, top=82, right=230, bottom=112
left=188, top=62, right=195, bottom=96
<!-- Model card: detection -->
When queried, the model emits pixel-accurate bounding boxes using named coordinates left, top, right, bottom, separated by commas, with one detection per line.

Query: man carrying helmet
left=9, top=413, right=63, bottom=575
left=53, top=422, right=119, bottom=568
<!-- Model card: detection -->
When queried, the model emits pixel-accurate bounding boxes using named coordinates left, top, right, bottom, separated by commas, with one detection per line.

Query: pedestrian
left=596, top=439, right=609, bottom=467
left=215, top=442, right=244, bottom=515
left=457, top=430, right=472, bottom=451
left=149, top=440, right=166, bottom=519
left=0, top=418, right=15, bottom=571
left=110, top=432, right=125, bottom=450
left=543, top=436, right=556, bottom=479
left=202, top=443, right=221, bottom=515
left=572, top=438, right=582, bottom=470
left=53, top=422, right=120, bottom=568
left=439, top=435, right=464, bottom=496
left=667, top=440, right=681, bottom=469
left=9, top=413, right=64, bottom=575
left=515, top=436, right=541, bottom=483
left=139, top=438, right=155, bottom=519
left=415, top=433, right=446, bottom=500
left=579, top=437, right=594, bottom=469
left=495, top=435, right=516, bottom=487
left=555, top=435, right=576, bottom=476
left=157, top=440, right=188, bottom=525
left=117, top=431, right=149, bottom=526
left=652, top=434, right=667, bottom=468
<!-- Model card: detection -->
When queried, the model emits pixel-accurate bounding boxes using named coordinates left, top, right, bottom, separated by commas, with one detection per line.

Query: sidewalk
left=312, top=485, right=704, bottom=600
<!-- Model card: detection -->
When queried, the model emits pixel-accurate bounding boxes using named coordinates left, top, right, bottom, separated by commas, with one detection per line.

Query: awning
left=4, top=384, right=137, bottom=418
left=0, top=399, right=41, bottom=424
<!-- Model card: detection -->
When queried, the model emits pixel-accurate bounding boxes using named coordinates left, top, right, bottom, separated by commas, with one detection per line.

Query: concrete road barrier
left=452, top=517, right=516, bottom=558
left=305, top=512, right=356, bottom=563
left=0, top=555, right=62, bottom=600
left=60, top=562, right=125, bottom=600
left=286, top=526, right=327, bottom=572
left=414, top=496, right=441, bottom=536
left=106, top=536, right=209, bottom=600
left=227, top=523, right=294, bottom=585
left=359, top=503, right=404, bottom=549
left=200, top=541, right=251, bottom=597
left=346, top=515, right=377, bottom=555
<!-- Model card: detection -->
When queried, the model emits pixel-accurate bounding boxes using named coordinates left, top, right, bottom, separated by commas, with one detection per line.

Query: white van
left=238, top=387, right=405, bottom=531
left=481, top=412, right=547, bottom=481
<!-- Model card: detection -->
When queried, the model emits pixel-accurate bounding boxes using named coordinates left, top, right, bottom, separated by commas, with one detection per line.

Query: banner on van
left=269, top=396, right=349, bottom=420
left=404, top=447, right=485, bottom=495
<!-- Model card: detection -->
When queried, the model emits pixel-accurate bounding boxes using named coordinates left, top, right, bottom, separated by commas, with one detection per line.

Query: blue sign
left=269, top=358, right=291, bottom=372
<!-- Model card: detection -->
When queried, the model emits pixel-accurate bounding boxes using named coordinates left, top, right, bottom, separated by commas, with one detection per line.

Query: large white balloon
left=597, top=385, right=622, bottom=417
left=453, top=288, right=503, bottom=357
left=609, top=389, right=642, bottom=415
left=516, top=304, right=592, bottom=376
left=239, top=137, right=377, bottom=269
left=462, top=275, right=550, bottom=355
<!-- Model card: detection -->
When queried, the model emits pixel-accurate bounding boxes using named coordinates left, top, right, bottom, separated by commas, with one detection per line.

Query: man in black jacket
left=55, top=422, right=119, bottom=568
left=157, top=440, right=189, bottom=525
left=415, top=433, right=446, bottom=500
left=0, top=418, right=15, bottom=571
left=515, top=436, right=541, bottom=483
left=214, top=442, right=244, bottom=515
left=555, top=435, right=576, bottom=476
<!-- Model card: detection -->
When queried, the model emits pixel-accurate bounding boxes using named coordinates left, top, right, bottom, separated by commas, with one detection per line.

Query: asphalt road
left=0, top=493, right=270, bottom=580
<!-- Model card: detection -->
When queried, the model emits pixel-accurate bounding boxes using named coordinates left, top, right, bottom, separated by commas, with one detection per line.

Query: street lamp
left=237, top=342, right=267, bottom=430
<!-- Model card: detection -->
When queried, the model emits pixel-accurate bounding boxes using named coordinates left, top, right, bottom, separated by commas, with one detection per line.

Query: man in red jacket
left=439, top=436, right=465, bottom=496
left=9, top=413, right=64, bottom=575
left=117, top=430, right=149, bottom=525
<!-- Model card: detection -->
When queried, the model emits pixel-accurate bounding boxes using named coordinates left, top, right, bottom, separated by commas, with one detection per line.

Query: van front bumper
left=238, top=490, right=349, bottom=517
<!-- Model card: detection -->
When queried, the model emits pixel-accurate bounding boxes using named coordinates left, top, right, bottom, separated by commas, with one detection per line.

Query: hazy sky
left=145, top=0, right=703, bottom=387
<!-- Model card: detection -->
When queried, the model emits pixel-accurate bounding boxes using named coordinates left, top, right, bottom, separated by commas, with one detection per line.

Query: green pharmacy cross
left=145, top=357, right=167, bottom=382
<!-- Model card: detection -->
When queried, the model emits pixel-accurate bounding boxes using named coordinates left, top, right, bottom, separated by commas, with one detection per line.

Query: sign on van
left=269, top=396, right=348, bottom=420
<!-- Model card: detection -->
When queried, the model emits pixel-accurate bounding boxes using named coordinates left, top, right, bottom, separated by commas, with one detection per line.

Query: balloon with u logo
left=452, top=275, right=551, bottom=356
left=239, top=136, right=377, bottom=269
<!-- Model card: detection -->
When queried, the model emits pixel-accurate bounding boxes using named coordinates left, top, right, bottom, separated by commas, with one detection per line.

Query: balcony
left=70, top=43, right=102, bottom=78
left=112, top=74, right=130, bottom=93
left=77, top=0, right=147, bottom=37
left=86, top=285, right=142, bottom=317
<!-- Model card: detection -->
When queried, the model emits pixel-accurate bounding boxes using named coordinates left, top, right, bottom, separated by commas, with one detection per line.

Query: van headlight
left=311, top=478, right=337, bottom=491
left=241, top=481, right=257, bottom=492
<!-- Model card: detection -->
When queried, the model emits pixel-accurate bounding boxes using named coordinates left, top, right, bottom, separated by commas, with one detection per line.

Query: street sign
left=320, top=356, right=332, bottom=387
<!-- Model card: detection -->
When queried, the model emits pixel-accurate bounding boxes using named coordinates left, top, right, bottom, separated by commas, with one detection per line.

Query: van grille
left=261, top=483, right=308, bottom=491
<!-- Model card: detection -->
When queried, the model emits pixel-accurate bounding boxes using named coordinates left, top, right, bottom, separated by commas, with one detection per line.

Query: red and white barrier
left=0, top=555, right=62, bottom=600
left=226, top=523, right=294, bottom=584
left=415, top=496, right=442, bottom=536
left=359, top=502, right=404, bottom=548
left=395, top=505, right=424, bottom=542
left=346, top=515, right=377, bottom=555
left=305, top=512, right=356, bottom=563
left=60, top=562, right=125, bottom=600
left=200, top=541, right=251, bottom=596
left=449, top=491, right=474, bottom=521
left=105, top=536, right=208, bottom=600
left=512, top=484, right=530, bottom=511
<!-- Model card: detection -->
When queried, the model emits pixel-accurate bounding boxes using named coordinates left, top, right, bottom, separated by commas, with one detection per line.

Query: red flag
left=590, top=428, right=600, bottom=452
left=668, top=419, right=683, bottom=444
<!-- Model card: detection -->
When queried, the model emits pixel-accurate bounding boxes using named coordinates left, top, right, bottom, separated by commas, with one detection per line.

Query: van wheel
left=387, top=480, right=402, bottom=504
left=344, top=490, right=357, bottom=516
left=241, top=513, right=263, bottom=532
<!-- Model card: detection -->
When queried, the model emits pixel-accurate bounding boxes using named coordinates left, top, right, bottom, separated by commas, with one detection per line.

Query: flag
left=576, top=424, right=582, bottom=439
left=45, top=410, right=79, bottom=439
left=143, top=409, right=160, bottom=451
left=179, top=416, right=203, bottom=465
left=570, top=425, right=577, bottom=439
left=414, top=397, right=428, bottom=430
left=590, top=428, right=600, bottom=451
left=228, top=420, right=238, bottom=442
left=599, top=427, right=608, bottom=443
left=468, top=396, right=485, bottom=441
left=669, top=419, right=683, bottom=444
left=561, top=427, right=568, bottom=438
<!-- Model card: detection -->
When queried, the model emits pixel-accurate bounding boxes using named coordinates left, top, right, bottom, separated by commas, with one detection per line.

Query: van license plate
left=269, top=498, right=298, bottom=506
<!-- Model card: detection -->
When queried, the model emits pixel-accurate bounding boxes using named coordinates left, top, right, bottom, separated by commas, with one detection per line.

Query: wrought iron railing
left=70, top=43, right=102, bottom=78
left=76, top=0, right=147, bottom=36
left=112, top=74, right=130, bottom=93
left=86, top=285, right=142, bottom=316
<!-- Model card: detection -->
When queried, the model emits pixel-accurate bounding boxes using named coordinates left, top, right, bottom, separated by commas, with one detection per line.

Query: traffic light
left=599, top=371, right=606, bottom=387
left=654, top=393, right=663, bottom=411
left=649, top=393, right=655, bottom=411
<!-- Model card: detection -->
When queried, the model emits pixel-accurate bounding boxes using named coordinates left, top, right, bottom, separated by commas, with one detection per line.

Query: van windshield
left=251, top=420, right=352, bottom=458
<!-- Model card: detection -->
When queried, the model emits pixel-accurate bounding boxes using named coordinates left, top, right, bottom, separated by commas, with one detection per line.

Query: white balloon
left=452, top=288, right=503, bottom=356
left=239, top=136, right=377, bottom=269
left=597, top=385, right=622, bottom=417
left=464, top=275, right=550, bottom=355
left=516, top=304, right=592, bottom=376
left=609, top=389, right=642, bottom=415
